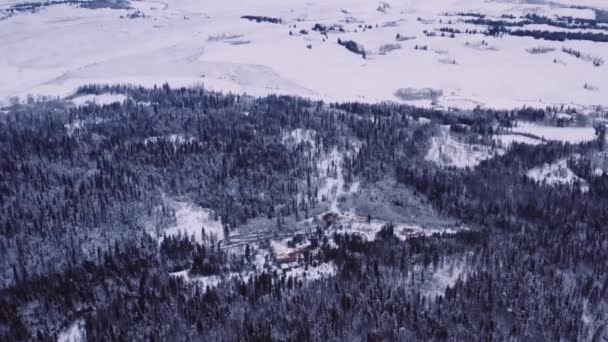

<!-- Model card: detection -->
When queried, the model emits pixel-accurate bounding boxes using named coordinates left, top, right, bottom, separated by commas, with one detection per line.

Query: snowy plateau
left=0, top=0, right=607, bottom=111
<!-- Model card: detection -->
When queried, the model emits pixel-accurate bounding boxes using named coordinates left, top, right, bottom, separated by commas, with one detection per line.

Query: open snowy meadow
left=1, top=0, right=607, bottom=111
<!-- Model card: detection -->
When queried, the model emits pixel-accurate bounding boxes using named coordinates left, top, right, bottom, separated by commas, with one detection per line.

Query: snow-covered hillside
left=153, top=198, right=224, bottom=245
left=1, top=0, right=607, bottom=110
left=526, top=156, right=589, bottom=192
left=426, top=125, right=503, bottom=168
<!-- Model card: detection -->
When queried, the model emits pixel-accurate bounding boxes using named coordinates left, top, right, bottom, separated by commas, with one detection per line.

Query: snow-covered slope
left=1, top=0, right=607, bottom=110
left=426, top=125, right=503, bottom=168
left=162, top=199, right=224, bottom=244
left=526, top=156, right=589, bottom=192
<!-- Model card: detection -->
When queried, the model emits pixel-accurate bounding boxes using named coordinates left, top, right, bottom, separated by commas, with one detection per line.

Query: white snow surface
left=510, top=122, right=597, bottom=143
left=57, top=319, right=86, bottom=342
left=1, top=0, right=607, bottom=109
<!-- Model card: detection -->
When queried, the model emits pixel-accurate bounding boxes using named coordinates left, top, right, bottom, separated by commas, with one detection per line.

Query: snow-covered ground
left=318, top=147, right=350, bottom=213
left=526, top=156, right=589, bottom=192
left=57, top=319, right=86, bottom=342
left=510, top=122, right=598, bottom=143
left=426, top=125, right=503, bottom=168
left=424, top=260, right=466, bottom=298
left=162, top=199, right=224, bottom=244
left=70, top=93, right=127, bottom=106
left=1, top=0, right=606, bottom=110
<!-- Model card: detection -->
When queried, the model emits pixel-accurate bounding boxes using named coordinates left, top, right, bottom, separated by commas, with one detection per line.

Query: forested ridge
left=0, top=85, right=607, bottom=341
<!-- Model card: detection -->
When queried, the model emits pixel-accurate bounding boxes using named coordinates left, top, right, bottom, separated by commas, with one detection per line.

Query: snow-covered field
left=1, top=0, right=607, bottom=110
left=510, top=122, right=598, bottom=143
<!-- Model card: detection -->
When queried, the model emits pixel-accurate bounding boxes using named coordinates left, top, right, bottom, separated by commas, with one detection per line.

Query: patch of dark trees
left=524, top=13, right=608, bottom=31
left=439, top=27, right=461, bottom=34
left=312, top=23, right=345, bottom=34
left=455, top=12, right=486, bottom=18
left=597, top=9, right=608, bottom=23
left=562, top=47, right=604, bottom=67
left=508, top=29, right=608, bottom=43
left=466, top=14, right=608, bottom=32
left=337, top=38, right=366, bottom=58
left=241, top=15, right=282, bottom=24
left=462, top=13, right=608, bottom=43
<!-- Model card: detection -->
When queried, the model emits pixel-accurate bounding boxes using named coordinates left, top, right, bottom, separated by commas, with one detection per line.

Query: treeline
left=241, top=15, right=282, bottom=24
left=462, top=13, right=608, bottom=43
left=467, top=14, right=608, bottom=32
left=509, top=29, right=608, bottom=44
